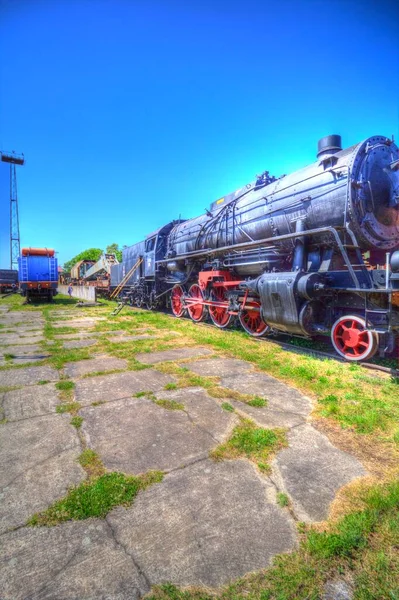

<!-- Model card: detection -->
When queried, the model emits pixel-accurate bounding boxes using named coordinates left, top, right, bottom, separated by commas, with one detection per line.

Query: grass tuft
left=277, top=492, right=289, bottom=507
left=154, top=362, right=263, bottom=405
left=164, top=382, right=178, bottom=390
left=56, top=402, right=81, bottom=414
left=247, top=396, right=267, bottom=407
left=134, top=390, right=153, bottom=398
left=210, top=418, right=287, bottom=466
left=154, top=399, right=185, bottom=411
left=28, top=470, right=164, bottom=526
left=70, top=415, right=83, bottom=429
left=78, top=449, right=105, bottom=478
left=56, top=380, right=75, bottom=391
left=221, top=402, right=234, bottom=412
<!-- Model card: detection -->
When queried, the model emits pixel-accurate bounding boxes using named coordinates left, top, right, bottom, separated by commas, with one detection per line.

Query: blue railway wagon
left=18, top=247, right=58, bottom=302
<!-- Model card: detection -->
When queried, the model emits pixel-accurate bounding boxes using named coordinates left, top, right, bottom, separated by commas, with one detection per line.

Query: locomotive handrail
left=169, top=165, right=350, bottom=248
left=157, top=226, right=360, bottom=288
left=110, top=257, right=143, bottom=299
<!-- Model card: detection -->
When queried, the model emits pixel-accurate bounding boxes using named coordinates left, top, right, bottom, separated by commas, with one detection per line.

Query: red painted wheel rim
left=187, top=284, right=206, bottom=322
left=332, top=317, right=373, bottom=359
left=209, top=286, right=231, bottom=328
left=239, top=301, right=269, bottom=337
left=171, top=285, right=184, bottom=317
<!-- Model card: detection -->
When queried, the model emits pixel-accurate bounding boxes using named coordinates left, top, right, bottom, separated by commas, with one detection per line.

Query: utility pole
left=0, top=151, right=24, bottom=269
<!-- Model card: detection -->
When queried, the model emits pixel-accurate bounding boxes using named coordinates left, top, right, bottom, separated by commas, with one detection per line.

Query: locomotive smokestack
left=317, top=135, right=342, bottom=159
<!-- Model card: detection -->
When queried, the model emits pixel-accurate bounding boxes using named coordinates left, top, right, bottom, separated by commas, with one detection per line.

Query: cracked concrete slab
left=0, top=414, right=85, bottom=533
left=136, top=346, right=213, bottom=364
left=0, top=365, right=59, bottom=387
left=64, top=356, right=128, bottom=378
left=107, top=334, right=159, bottom=343
left=74, top=369, right=174, bottom=405
left=80, top=394, right=233, bottom=473
left=3, top=326, right=43, bottom=335
left=230, top=399, right=306, bottom=428
left=102, top=329, right=139, bottom=336
left=0, top=520, right=148, bottom=599
left=271, top=424, right=366, bottom=522
left=108, top=459, right=297, bottom=587
left=184, top=357, right=253, bottom=377
left=1, top=383, right=60, bottom=421
left=52, top=320, right=98, bottom=329
left=154, top=387, right=237, bottom=442
left=6, top=355, right=49, bottom=366
left=0, top=344, right=43, bottom=355
left=63, top=339, right=98, bottom=349
left=53, top=331, right=100, bottom=339
left=0, top=334, right=44, bottom=345
left=1, top=318, right=43, bottom=325
left=220, top=371, right=312, bottom=419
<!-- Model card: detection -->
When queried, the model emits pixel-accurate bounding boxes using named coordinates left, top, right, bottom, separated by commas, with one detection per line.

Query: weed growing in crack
left=134, top=390, right=152, bottom=398
left=221, top=402, right=234, bottom=412
left=56, top=402, right=81, bottom=415
left=257, top=462, right=271, bottom=474
left=56, top=380, right=75, bottom=391
left=247, top=396, right=267, bottom=407
left=154, top=399, right=185, bottom=411
left=210, top=418, right=287, bottom=469
left=78, top=449, right=105, bottom=478
left=277, top=492, right=289, bottom=507
left=164, top=382, right=178, bottom=390
left=154, top=362, right=258, bottom=404
left=70, top=415, right=83, bottom=429
left=56, top=379, right=75, bottom=402
left=134, top=390, right=156, bottom=400
left=28, top=470, right=164, bottom=525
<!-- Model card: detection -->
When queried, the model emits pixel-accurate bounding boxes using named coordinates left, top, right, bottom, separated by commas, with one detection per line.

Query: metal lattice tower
left=0, top=151, right=25, bottom=269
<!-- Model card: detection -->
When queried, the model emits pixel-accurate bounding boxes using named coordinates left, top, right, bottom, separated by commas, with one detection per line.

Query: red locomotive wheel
left=331, top=315, right=378, bottom=361
left=239, top=301, right=270, bottom=337
left=171, top=285, right=185, bottom=317
left=187, top=284, right=207, bottom=322
left=209, top=286, right=232, bottom=328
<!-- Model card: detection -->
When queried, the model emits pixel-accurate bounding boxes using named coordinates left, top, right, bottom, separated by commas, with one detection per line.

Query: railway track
left=189, top=316, right=398, bottom=377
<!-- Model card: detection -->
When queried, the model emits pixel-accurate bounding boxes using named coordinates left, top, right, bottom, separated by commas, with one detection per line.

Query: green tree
left=63, top=248, right=103, bottom=272
left=106, top=243, right=122, bottom=262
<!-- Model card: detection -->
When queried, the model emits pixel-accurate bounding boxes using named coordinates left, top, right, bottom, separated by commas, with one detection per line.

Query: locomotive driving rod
left=157, top=226, right=360, bottom=288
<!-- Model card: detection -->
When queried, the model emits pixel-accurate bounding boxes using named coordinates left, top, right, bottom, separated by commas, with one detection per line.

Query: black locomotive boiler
left=111, top=134, right=399, bottom=362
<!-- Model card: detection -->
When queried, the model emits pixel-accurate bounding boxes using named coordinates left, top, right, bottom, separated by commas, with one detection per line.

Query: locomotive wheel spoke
left=239, top=301, right=270, bottom=337
left=209, top=286, right=232, bottom=328
left=331, top=315, right=379, bottom=362
left=171, top=285, right=185, bottom=318
left=187, top=284, right=207, bottom=322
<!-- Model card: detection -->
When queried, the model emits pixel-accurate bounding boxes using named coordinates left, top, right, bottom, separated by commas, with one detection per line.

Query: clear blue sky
left=1, top=0, right=398, bottom=267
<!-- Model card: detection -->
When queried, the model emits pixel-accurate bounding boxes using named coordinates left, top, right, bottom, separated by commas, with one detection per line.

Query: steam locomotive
left=111, top=134, right=399, bottom=362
